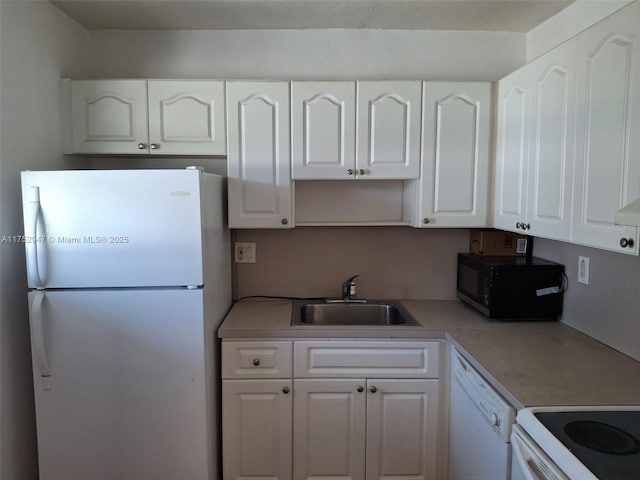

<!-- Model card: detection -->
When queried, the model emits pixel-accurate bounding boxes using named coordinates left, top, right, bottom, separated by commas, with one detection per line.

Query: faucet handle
left=344, top=274, right=359, bottom=285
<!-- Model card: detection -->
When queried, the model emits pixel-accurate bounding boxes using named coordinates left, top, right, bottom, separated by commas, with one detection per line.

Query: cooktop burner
left=565, top=420, right=640, bottom=455
left=535, top=411, right=640, bottom=479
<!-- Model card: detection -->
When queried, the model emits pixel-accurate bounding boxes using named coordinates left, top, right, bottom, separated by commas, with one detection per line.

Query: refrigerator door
left=28, top=288, right=213, bottom=480
left=21, top=169, right=206, bottom=288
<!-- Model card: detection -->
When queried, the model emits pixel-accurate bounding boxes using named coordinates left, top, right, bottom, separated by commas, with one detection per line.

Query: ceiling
left=50, top=0, right=575, bottom=32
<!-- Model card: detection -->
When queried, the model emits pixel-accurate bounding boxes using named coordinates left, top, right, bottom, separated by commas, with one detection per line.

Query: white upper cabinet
left=417, top=82, right=491, bottom=227
left=494, top=68, right=533, bottom=233
left=494, top=39, right=576, bottom=242
left=571, top=1, right=640, bottom=254
left=291, top=81, right=421, bottom=180
left=147, top=80, right=226, bottom=155
left=291, top=82, right=357, bottom=180
left=70, top=80, right=148, bottom=155
left=226, top=81, right=293, bottom=229
left=526, top=41, right=576, bottom=241
left=357, top=81, right=422, bottom=179
left=69, top=79, right=226, bottom=155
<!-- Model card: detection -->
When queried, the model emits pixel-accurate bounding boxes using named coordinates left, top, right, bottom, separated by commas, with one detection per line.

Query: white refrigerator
left=20, top=168, right=231, bottom=480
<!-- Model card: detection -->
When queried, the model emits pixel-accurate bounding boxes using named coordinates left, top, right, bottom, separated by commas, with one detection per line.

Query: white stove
left=512, top=406, right=640, bottom=480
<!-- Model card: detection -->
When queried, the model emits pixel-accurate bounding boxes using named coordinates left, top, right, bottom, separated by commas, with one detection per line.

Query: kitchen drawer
left=293, top=341, right=440, bottom=378
left=222, top=341, right=292, bottom=379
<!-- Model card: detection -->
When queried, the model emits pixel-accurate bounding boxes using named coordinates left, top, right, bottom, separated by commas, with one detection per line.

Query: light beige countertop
left=218, top=298, right=640, bottom=410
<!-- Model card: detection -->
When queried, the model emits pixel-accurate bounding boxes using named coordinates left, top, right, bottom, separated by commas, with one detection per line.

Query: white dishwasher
left=449, top=347, right=516, bottom=480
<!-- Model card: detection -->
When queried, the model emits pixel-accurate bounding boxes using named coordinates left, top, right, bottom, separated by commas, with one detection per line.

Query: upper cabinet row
left=226, top=81, right=491, bottom=229
left=66, top=78, right=491, bottom=230
left=494, top=0, right=640, bottom=254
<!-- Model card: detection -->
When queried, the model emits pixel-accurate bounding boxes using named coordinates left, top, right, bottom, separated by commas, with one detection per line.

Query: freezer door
left=21, top=169, right=208, bottom=288
left=28, top=288, right=214, bottom=480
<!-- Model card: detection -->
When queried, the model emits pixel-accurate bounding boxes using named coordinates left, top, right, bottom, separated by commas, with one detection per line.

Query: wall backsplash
left=534, top=238, right=640, bottom=362
left=232, top=227, right=469, bottom=301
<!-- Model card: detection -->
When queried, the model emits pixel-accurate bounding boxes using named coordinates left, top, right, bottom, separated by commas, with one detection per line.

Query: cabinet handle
left=358, top=169, right=365, bottom=175
left=357, top=385, right=364, bottom=393
left=620, top=237, right=635, bottom=248
left=252, top=358, right=260, bottom=366
left=137, top=143, right=147, bottom=150
left=369, top=386, right=377, bottom=393
left=282, top=386, right=290, bottom=394
left=281, top=218, right=288, bottom=225
left=150, top=143, right=159, bottom=150
left=347, top=169, right=354, bottom=175
left=423, top=218, right=431, bottom=225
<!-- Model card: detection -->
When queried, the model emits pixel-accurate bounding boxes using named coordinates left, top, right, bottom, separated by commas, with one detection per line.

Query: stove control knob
left=490, top=412, right=500, bottom=427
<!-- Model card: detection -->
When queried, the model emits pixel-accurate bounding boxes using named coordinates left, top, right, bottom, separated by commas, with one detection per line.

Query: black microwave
left=456, top=253, right=565, bottom=320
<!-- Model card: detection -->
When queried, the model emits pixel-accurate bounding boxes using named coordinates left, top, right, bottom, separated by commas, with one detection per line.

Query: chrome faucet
left=342, top=274, right=359, bottom=301
left=325, top=274, right=367, bottom=303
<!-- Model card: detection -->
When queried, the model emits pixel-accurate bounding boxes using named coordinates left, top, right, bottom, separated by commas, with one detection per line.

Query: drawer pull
left=252, top=359, right=260, bottom=366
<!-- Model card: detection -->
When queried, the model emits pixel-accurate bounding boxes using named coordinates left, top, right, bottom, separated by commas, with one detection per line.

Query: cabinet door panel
left=227, top=82, right=292, bottom=228
left=147, top=80, right=225, bottom=155
left=366, top=379, right=439, bottom=480
left=222, top=380, right=292, bottom=480
left=421, top=82, right=491, bottom=227
left=71, top=80, right=148, bottom=154
left=357, top=82, right=421, bottom=179
left=528, top=39, right=576, bottom=241
left=494, top=70, right=530, bottom=232
left=293, top=379, right=366, bottom=480
left=292, top=82, right=356, bottom=180
left=572, top=2, right=640, bottom=254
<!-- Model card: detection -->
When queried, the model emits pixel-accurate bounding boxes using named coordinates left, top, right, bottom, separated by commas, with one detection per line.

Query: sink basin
left=291, top=300, right=421, bottom=326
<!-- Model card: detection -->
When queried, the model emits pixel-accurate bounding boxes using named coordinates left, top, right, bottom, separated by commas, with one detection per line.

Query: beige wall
left=87, top=29, right=525, bottom=81
left=232, top=227, right=469, bottom=300
left=534, top=239, right=640, bottom=362
left=0, top=1, right=88, bottom=478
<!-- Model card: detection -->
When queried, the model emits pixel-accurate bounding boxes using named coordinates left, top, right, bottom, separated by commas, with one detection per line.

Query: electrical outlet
left=235, top=242, right=256, bottom=263
left=578, top=256, right=590, bottom=285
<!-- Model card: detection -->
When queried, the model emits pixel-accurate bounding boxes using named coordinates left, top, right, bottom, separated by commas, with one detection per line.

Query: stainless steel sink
left=291, top=300, right=421, bottom=326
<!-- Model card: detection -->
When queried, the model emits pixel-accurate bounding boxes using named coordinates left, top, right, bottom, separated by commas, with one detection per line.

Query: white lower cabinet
left=293, top=379, right=367, bottom=480
left=293, top=378, right=440, bottom=480
left=222, top=340, right=443, bottom=480
left=222, top=380, right=293, bottom=480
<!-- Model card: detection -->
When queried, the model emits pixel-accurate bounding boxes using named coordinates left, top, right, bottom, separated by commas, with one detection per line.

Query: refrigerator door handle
left=30, top=291, right=53, bottom=389
left=25, top=186, right=48, bottom=288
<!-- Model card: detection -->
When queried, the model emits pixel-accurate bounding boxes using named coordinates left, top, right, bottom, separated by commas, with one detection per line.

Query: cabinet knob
left=252, top=358, right=260, bottom=366
left=525, top=223, right=531, bottom=230
left=369, top=386, right=377, bottom=394
left=150, top=143, right=159, bottom=150
left=516, top=222, right=522, bottom=230
left=423, top=218, right=431, bottom=225
left=347, top=169, right=354, bottom=175
left=282, top=386, right=290, bottom=394
left=620, top=237, right=635, bottom=248
left=357, top=385, right=364, bottom=393
left=358, top=169, right=365, bottom=175
left=137, top=143, right=147, bottom=150
left=281, top=218, right=288, bottom=225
